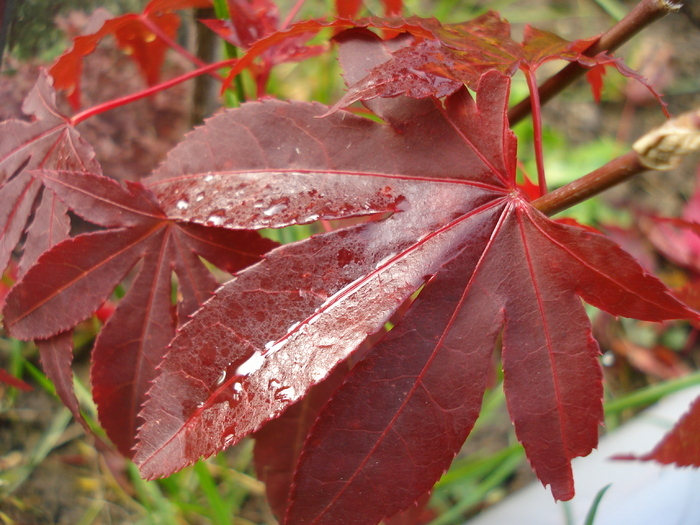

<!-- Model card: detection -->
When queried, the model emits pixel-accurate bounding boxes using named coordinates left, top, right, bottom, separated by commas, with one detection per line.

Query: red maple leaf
left=619, top=394, right=700, bottom=467
left=49, top=0, right=212, bottom=109
left=127, top=30, right=694, bottom=524
left=0, top=368, right=32, bottom=392
left=0, top=71, right=93, bottom=280
left=3, top=168, right=276, bottom=457
left=326, top=14, right=665, bottom=114
left=200, top=0, right=326, bottom=96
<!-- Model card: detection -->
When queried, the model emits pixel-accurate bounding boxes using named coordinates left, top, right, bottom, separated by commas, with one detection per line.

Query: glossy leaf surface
left=3, top=169, right=275, bottom=456
left=134, top=60, right=694, bottom=525
left=2, top=7, right=697, bottom=525
left=0, top=72, right=97, bottom=277
left=327, top=16, right=665, bottom=113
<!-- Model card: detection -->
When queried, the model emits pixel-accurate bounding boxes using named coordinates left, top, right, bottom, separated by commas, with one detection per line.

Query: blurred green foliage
left=7, top=0, right=144, bottom=60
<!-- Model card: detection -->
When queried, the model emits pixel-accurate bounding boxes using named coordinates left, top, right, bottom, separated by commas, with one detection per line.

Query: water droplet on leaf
left=263, top=198, right=289, bottom=217
left=207, top=214, right=224, bottom=226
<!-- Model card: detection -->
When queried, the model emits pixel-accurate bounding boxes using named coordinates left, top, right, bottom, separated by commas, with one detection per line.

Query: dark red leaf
left=2, top=167, right=275, bottom=455
left=39, top=169, right=166, bottom=227
left=134, top=64, right=694, bottom=520
left=36, top=331, right=88, bottom=429
left=254, top=362, right=353, bottom=520
left=0, top=71, right=99, bottom=276
left=327, top=13, right=519, bottom=113
left=134, top=67, right=514, bottom=479
left=91, top=232, right=177, bottom=457
left=326, top=14, right=665, bottom=114
left=4, top=226, right=162, bottom=340
left=617, top=394, right=700, bottom=466
left=0, top=368, right=32, bottom=392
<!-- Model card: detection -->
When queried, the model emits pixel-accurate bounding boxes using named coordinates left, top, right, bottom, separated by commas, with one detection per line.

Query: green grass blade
left=194, top=460, right=232, bottom=525
left=584, top=484, right=612, bottom=525
left=604, top=371, right=700, bottom=415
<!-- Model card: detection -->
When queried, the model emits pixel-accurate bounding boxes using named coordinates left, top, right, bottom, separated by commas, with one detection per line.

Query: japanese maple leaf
left=253, top=361, right=354, bottom=519
left=219, top=15, right=439, bottom=92
left=49, top=0, right=212, bottom=109
left=640, top=168, right=700, bottom=273
left=0, top=71, right=94, bottom=280
left=200, top=0, right=325, bottom=96
left=131, top=30, right=694, bottom=525
left=617, top=394, right=700, bottom=467
left=2, top=169, right=276, bottom=457
left=327, top=13, right=665, bottom=114
left=335, top=0, right=402, bottom=18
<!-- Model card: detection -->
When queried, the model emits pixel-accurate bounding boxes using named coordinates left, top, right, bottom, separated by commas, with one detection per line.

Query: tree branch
left=532, top=151, right=647, bottom=216
left=533, top=104, right=700, bottom=216
left=509, top=0, right=683, bottom=126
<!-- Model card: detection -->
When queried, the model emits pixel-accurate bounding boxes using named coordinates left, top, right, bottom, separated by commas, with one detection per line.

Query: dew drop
left=311, top=368, right=326, bottom=383
left=176, top=199, right=189, bottom=210
left=204, top=173, right=214, bottom=182
left=268, top=379, right=281, bottom=390
left=263, top=201, right=288, bottom=217
left=195, top=192, right=205, bottom=202
left=235, top=352, right=264, bottom=376
left=207, top=214, right=224, bottom=226
left=601, top=351, right=615, bottom=367
left=223, top=434, right=235, bottom=446
left=295, top=147, right=301, bottom=154
left=233, top=382, right=243, bottom=393
left=275, top=385, right=295, bottom=402
left=215, top=370, right=226, bottom=386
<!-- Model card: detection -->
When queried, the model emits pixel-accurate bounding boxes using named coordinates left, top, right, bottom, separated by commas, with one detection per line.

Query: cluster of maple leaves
left=1, top=0, right=699, bottom=524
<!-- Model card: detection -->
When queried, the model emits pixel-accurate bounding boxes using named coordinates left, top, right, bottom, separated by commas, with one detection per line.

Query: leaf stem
left=524, top=68, right=548, bottom=196
left=508, top=0, right=683, bottom=125
left=531, top=150, right=646, bottom=216
left=70, top=59, right=238, bottom=126
left=282, top=0, right=308, bottom=29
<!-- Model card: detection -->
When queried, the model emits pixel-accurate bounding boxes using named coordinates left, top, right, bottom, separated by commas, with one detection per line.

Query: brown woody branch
left=533, top=106, right=700, bottom=216
left=508, top=0, right=684, bottom=126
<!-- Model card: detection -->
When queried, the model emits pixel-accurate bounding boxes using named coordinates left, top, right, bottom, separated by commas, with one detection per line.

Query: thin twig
left=71, top=59, right=238, bottom=126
